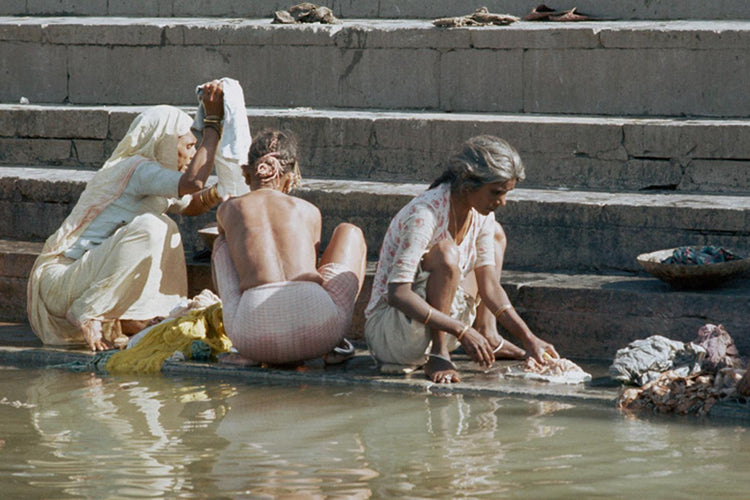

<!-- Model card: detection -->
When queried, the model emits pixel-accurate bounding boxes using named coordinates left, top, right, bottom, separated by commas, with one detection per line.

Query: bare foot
left=425, top=354, right=461, bottom=384
left=120, top=317, right=163, bottom=336
left=492, top=337, right=527, bottom=360
left=80, top=319, right=111, bottom=352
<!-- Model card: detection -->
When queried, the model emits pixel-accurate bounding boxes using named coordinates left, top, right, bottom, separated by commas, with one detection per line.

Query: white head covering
left=28, top=105, right=193, bottom=343
left=106, top=105, right=193, bottom=172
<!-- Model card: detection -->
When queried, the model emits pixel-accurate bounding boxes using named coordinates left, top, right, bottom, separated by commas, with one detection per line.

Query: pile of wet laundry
left=611, top=324, right=748, bottom=416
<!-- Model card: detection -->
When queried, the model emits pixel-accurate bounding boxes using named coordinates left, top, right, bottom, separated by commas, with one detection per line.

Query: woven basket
left=637, top=247, right=750, bottom=289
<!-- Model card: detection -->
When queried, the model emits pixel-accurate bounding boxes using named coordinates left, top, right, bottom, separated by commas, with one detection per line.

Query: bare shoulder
left=295, top=195, right=321, bottom=214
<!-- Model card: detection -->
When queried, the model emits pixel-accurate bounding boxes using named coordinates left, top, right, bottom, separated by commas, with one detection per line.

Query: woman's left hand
left=201, top=80, right=224, bottom=118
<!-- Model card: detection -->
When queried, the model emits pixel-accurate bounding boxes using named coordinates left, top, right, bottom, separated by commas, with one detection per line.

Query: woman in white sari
left=28, top=82, right=226, bottom=351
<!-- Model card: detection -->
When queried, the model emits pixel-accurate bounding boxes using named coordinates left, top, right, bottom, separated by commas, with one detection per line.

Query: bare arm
left=178, top=81, right=224, bottom=197
left=387, top=282, right=495, bottom=367
left=475, top=265, right=558, bottom=362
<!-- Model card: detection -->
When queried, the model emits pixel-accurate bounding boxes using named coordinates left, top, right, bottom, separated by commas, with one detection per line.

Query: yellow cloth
left=105, top=303, right=233, bottom=374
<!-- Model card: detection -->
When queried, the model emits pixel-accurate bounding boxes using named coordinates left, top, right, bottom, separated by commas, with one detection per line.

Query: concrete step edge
left=4, top=166, right=750, bottom=208
left=4, top=1, right=750, bottom=21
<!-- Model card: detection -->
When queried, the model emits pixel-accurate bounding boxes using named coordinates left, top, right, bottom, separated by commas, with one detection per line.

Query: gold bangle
left=209, top=184, right=220, bottom=205
left=203, top=121, right=222, bottom=137
left=198, top=185, right=220, bottom=209
left=493, top=304, right=514, bottom=318
left=423, top=307, right=433, bottom=326
left=456, top=324, right=469, bottom=341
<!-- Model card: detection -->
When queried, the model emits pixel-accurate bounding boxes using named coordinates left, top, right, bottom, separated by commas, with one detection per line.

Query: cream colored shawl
left=27, top=105, right=193, bottom=344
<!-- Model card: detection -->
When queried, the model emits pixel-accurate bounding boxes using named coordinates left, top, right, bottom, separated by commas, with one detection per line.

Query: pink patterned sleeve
left=474, top=212, right=497, bottom=269
left=388, top=205, right=438, bottom=284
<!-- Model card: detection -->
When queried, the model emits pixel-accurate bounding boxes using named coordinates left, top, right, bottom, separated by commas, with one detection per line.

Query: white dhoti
left=212, top=236, right=359, bottom=363
left=32, top=213, right=187, bottom=346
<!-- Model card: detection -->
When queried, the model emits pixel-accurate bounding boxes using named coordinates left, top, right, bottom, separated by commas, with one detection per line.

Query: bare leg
left=319, top=223, right=367, bottom=293
left=422, top=239, right=462, bottom=383
left=468, top=222, right=526, bottom=359
left=319, top=223, right=367, bottom=359
left=120, top=318, right=163, bottom=336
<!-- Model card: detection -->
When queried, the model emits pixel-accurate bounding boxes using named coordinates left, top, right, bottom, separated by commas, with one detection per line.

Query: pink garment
left=365, top=182, right=496, bottom=317
left=212, top=236, right=359, bottom=363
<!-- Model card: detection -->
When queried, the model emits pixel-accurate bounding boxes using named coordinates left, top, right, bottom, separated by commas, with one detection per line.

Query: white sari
left=27, top=106, right=194, bottom=346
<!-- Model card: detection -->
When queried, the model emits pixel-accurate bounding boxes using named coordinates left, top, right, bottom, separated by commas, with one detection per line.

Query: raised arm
left=178, top=80, right=224, bottom=197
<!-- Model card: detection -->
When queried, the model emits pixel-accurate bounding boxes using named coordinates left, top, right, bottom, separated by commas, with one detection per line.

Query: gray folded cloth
left=609, top=335, right=706, bottom=386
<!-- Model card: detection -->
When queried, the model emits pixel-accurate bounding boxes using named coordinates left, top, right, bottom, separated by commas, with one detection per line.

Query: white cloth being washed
left=193, top=77, right=252, bottom=198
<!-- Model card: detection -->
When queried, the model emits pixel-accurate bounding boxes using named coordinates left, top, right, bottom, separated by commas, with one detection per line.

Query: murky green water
left=0, top=366, right=747, bottom=499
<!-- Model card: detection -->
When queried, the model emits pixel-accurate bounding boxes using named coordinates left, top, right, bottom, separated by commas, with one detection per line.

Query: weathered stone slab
left=2, top=169, right=750, bottom=271
left=502, top=271, right=750, bottom=360
left=3, top=106, right=749, bottom=192
left=524, top=47, right=749, bottom=117
left=2, top=18, right=749, bottom=117
left=0, top=42, right=67, bottom=104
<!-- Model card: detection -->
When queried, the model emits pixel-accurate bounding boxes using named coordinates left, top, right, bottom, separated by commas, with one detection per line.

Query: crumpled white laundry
left=192, top=77, right=252, bottom=197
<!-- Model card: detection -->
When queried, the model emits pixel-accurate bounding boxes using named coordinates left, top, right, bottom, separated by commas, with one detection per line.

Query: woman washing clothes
left=28, top=81, right=226, bottom=351
left=365, top=135, right=559, bottom=383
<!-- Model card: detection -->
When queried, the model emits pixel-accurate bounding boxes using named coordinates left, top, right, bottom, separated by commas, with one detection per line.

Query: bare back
left=217, top=190, right=322, bottom=291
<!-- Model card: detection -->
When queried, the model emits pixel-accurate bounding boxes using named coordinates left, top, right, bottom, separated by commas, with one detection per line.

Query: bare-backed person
left=213, top=129, right=367, bottom=364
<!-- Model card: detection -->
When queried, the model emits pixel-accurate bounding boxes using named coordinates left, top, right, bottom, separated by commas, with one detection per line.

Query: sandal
left=523, top=4, right=558, bottom=21
left=549, top=7, right=593, bottom=22
left=323, top=338, right=356, bottom=365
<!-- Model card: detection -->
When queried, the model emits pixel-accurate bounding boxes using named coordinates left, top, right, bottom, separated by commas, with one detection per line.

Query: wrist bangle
left=456, top=324, right=469, bottom=341
left=423, top=307, right=433, bottom=326
left=493, top=304, right=514, bottom=319
left=203, top=121, right=222, bottom=137
left=492, top=336, right=505, bottom=354
left=208, top=184, right=220, bottom=205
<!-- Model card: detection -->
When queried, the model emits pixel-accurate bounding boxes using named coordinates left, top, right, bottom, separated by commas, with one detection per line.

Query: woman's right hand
left=460, top=327, right=495, bottom=368
left=201, top=80, right=224, bottom=118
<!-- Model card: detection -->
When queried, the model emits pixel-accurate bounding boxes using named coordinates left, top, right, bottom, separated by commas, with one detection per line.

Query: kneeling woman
left=28, top=83, right=226, bottom=351
left=365, top=135, right=559, bottom=383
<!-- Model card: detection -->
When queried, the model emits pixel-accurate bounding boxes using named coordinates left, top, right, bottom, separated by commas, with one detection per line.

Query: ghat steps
left=0, top=7, right=748, bottom=360
left=2, top=167, right=749, bottom=359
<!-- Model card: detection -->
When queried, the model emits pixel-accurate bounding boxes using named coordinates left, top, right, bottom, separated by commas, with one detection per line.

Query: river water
left=0, top=366, right=747, bottom=499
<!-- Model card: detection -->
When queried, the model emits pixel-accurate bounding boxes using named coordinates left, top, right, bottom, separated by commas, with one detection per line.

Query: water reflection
left=0, top=367, right=746, bottom=499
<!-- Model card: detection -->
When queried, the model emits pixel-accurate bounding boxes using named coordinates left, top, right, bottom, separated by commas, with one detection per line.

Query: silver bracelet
left=492, top=336, right=505, bottom=354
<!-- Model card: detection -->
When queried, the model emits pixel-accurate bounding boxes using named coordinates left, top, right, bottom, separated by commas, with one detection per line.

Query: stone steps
left=4, top=238, right=748, bottom=360
left=1, top=17, right=748, bottom=117
left=2, top=105, right=750, bottom=193
left=3, top=1, right=750, bottom=21
left=3, top=8, right=749, bottom=362
left=3, top=167, right=750, bottom=273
